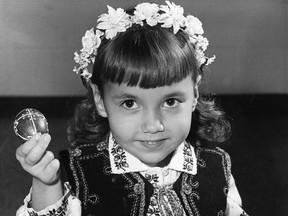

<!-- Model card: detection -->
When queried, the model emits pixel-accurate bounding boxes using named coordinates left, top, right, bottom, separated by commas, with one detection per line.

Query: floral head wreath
left=73, top=1, right=215, bottom=80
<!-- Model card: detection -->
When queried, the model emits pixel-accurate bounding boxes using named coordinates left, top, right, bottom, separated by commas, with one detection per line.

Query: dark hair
left=92, top=24, right=198, bottom=92
left=68, top=17, right=231, bottom=146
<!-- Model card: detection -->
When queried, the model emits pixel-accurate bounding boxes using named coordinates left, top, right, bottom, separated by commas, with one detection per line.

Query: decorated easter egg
left=13, top=108, right=49, bottom=141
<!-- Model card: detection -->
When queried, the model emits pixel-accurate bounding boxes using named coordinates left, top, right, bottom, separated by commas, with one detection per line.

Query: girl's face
left=94, top=75, right=198, bottom=167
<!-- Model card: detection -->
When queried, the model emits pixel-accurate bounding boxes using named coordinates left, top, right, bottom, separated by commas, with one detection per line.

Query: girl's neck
left=145, top=151, right=174, bottom=168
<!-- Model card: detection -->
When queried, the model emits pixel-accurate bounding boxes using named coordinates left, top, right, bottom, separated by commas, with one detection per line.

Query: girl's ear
left=192, top=75, right=201, bottom=111
left=194, top=75, right=202, bottom=100
left=90, top=83, right=108, bottom=118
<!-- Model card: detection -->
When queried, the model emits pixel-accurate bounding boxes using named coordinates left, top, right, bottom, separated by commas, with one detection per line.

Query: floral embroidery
left=126, top=173, right=146, bottom=216
left=96, top=141, right=108, bottom=151
left=88, top=194, right=99, bottom=205
left=145, top=173, right=159, bottom=186
left=147, top=186, right=186, bottom=216
left=27, top=195, right=68, bottom=216
left=182, top=181, right=193, bottom=195
left=162, top=186, right=187, bottom=216
left=111, top=138, right=129, bottom=171
left=69, top=147, right=82, bottom=157
left=183, top=142, right=194, bottom=172
left=180, top=173, right=199, bottom=215
left=147, top=190, right=161, bottom=216
left=133, top=183, right=145, bottom=195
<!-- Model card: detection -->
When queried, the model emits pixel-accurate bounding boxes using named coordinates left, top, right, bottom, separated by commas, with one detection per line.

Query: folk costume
left=17, top=134, right=248, bottom=216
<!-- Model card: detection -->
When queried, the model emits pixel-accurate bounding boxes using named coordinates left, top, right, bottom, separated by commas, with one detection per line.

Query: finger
left=25, top=134, right=51, bottom=165
left=32, top=151, right=60, bottom=183
left=42, top=158, right=61, bottom=184
left=16, top=133, right=41, bottom=158
left=44, top=159, right=60, bottom=175
left=32, top=150, right=55, bottom=172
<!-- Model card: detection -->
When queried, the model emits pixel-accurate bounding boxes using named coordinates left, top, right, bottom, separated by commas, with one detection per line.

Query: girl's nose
left=141, top=111, right=165, bottom=134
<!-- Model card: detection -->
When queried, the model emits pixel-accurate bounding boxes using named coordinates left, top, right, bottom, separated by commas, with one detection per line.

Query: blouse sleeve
left=226, top=175, right=249, bottom=216
left=16, top=182, right=81, bottom=216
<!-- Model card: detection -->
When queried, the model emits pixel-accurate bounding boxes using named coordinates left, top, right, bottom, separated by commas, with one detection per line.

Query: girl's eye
left=163, top=98, right=180, bottom=108
left=121, top=100, right=139, bottom=110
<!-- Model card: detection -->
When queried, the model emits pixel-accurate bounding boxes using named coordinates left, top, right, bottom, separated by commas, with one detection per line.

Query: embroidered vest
left=60, top=140, right=231, bottom=216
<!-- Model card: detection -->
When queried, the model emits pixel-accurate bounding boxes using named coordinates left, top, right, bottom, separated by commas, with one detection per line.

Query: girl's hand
left=16, top=133, right=60, bottom=185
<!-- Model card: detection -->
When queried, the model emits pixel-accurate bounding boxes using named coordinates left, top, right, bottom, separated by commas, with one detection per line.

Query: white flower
left=206, top=55, right=216, bottom=65
left=185, top=15, right=204, bottom=36
left=134, top=3, right=159, bottom=26
left=97, top=6, right=131, bottom=39
left=73, top=2, right=215, bottom=80
left=81, top=68, right=92, bottom=80
left=73, top=51, right=90, bottom=74
left=158, top=1, right=186, bottom=34
left=81, top=28, right=100, bottom=55
left=192, top=35, right=209, bottom=51
left=73, top=66, right=79, bottom=74
left=74, top=52, right=81, bottom=64
left=130, top=16, right=144, bottom=26
left=90, top=56, right=96, bottom=64
left=95, top=29, right=104, bottom=38
left=195, top=49, right=215, bottom=66
left=93, top=30, right=104, bottom=55
left=195, top=49, right=205, bottom=65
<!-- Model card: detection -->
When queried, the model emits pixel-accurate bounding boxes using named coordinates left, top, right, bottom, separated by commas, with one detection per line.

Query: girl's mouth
left=139, top=139, right=166, bottom=149
left=143, top=141, right=158, bottom=145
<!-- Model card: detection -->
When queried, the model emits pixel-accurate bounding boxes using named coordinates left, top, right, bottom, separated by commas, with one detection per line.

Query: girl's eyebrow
left=112, top=93, right=138, bottom=100
left=112, top=91, right=187, bottom=100
left=164, top=91, right=187, bottom=99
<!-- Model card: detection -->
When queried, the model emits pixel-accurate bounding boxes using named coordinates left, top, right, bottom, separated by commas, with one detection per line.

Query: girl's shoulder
left=63, top=140, right=109, bottom=159
left=59, top=134, right=110, bottom=171
left=194, top=142, right=231, bottom=184
left=64, top=133, right=110, bottom=157
left=194, top=141, right=231, bottom=166
left=192, top=140, right=230, bottom=157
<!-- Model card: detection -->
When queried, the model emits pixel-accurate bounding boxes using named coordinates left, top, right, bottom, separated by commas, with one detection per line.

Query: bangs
left=92, top=25, right=198, bottom=89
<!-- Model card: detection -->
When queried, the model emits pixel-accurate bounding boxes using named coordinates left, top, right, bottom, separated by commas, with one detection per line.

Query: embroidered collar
left=108, top=134, right=197, bottom=175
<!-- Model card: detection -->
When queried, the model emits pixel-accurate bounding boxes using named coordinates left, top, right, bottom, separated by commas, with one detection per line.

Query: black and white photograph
left=0, top=0, right=287, bottom=215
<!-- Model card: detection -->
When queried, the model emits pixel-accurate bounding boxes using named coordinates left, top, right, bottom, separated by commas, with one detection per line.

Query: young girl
left=16, top=1, right=248, bottom=215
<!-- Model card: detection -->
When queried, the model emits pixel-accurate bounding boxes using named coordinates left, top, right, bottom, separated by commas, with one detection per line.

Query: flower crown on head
left=73, top=1, right=215, bottom=80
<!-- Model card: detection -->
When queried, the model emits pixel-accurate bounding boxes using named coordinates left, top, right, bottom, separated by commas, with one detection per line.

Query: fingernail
left=43, top=134, right=50, bottom=142
left=35, top=133, right=41, bottom=141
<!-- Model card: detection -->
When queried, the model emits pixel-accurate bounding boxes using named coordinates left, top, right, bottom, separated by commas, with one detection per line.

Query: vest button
left=163, top=169, right=169, bottom=176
